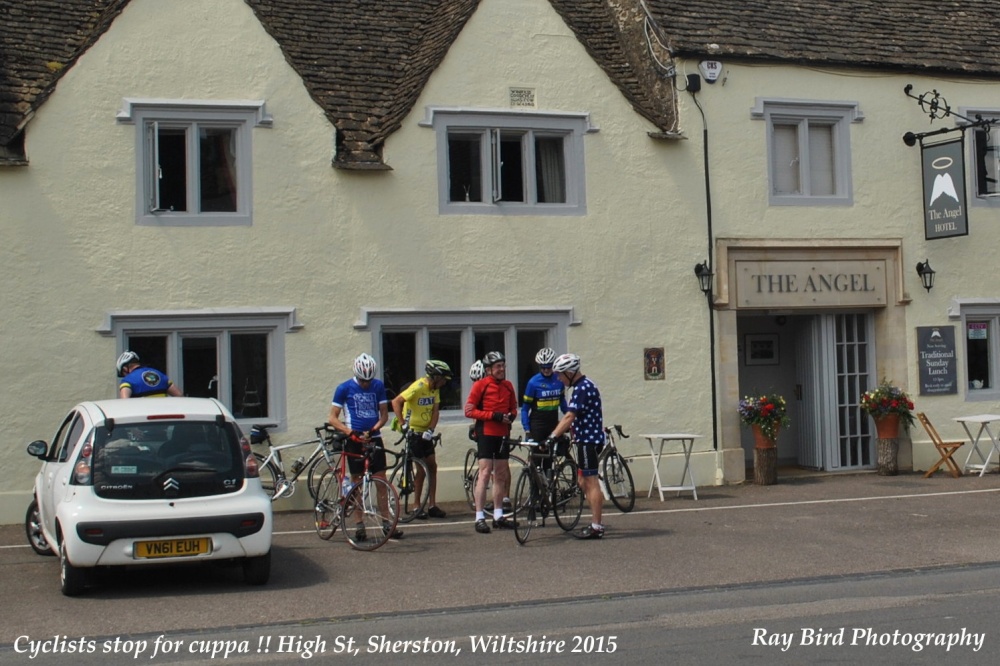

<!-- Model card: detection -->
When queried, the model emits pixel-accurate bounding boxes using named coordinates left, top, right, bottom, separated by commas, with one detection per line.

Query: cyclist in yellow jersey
left=391, top=360, right=452, bottom=519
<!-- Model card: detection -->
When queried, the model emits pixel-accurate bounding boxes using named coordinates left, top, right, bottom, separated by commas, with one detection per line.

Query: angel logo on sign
left=142, top=371, right=162, bottom=387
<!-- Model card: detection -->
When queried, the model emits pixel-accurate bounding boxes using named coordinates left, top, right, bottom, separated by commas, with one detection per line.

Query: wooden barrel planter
left=752, top=424, right=778, bottom=485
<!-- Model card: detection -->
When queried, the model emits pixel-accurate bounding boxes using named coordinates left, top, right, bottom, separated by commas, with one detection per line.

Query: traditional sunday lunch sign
left=916, top=325, right=957, bottom=395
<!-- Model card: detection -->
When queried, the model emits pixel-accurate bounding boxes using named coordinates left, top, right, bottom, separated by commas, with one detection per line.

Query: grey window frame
left=356, top=307, right=578, bottom=422
left=950, top=298, right=1000, bottom=401
left=117, top=99, right=272, bottom=226
left=752, top=98, right=862, bottom=207
left=420, top=107, right=595, bottom=216
left=99, top=307, right=301, bottom=429
left=959, top=107, right=1000, bottom=208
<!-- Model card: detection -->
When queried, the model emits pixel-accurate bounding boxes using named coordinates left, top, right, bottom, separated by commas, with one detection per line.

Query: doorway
left=738, top=312, right=875, bottom=471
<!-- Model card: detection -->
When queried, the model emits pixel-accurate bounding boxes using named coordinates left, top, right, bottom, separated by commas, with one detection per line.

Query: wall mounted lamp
left=694, top=261, right=714, bottom=295
left=915, top=259, right=936, bottom=292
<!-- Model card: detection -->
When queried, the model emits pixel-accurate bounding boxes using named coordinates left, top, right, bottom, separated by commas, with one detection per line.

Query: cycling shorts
left=407, top=431, right=437, bottom=459
left=575, top=442, right=604, bottom=477
left=346, top=436, right=387, bottom=476
left=477, top=435, right=511, bottom=461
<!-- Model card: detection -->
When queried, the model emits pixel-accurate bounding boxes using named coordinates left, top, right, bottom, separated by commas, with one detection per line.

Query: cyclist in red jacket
left=465, top=351, right=518, bottom=534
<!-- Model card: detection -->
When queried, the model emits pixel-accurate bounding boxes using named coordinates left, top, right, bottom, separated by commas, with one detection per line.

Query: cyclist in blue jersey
left=328, top=353, right=401, bottom=540
left=546, top=353, right=606, bottom=540
left=117, top=351, right=182, bottom=398
left=521, top=348, right=567, bottom=470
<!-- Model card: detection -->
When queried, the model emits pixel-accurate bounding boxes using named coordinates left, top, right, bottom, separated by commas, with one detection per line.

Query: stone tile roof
left=0, top=0, right=129, bottom=164
left=645, top=0, right=1000, bottom=77
left=5, top=1, right=1000, bottom=167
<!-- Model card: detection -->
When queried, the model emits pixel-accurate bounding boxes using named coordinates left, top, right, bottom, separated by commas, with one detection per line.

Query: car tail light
left=241, top=436, right=259, bottom=478
left=74, top=443, right=93, bottom=485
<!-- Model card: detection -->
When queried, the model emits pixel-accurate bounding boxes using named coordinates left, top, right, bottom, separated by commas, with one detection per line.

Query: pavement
left=5, top=467, right=1000, bottom=636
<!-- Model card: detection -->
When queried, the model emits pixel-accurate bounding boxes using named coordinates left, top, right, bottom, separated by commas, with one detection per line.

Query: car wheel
left=59, top=540, right=89, bottom=597
left=25, top=499, right=54, bottom=556
left=243, top=550, right=271, bottom=586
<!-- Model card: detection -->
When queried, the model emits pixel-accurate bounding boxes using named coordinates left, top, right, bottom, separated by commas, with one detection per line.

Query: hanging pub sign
left=916, top=325, right=957, bottom=395
left=921, top=138, right=968, bottom=240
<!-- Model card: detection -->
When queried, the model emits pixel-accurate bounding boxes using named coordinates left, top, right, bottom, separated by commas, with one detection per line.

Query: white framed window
left=357, top=308, right=577, bottom=419
left=421, top=108, right=595, bottom=215
left=117, top=99, right=272, bottom=226
left=752, top=98, right=862, bottom=206
left=949, top=299, right=1000, bottom=400
left=99, top=307, right=300, bottom=426
left=960, top=108, right=1000, bottom=207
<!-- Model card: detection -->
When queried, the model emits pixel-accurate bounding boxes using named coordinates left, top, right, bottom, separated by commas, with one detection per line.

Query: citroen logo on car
left=163, top=478, right=181, bottom=491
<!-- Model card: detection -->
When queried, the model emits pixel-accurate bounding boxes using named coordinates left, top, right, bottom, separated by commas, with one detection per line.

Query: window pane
left=516, top=330, right=547, bottom=398
left=448, top=133, right=482, bottom=202
left=474, top=331, right=505, bottom=362
left=199, top=127, right=238, bottom=212
left=157, top=128, right=187, bottom=211
left=498, top=132, right=525, bottom=202
left=975, top=128, right=1000, bottom=197
left=429, top=330, right=461, bottom=410
left=808, top=123, right=835, bottom=196
left=182, top=337, right=218, bottom=400
left=772, top=124, right=799, bottom=195
left=231, top=333, right=268, bottom=417
left=382, top=331, right=416, bottom=400
left=126, top=335, right=169, bottom=377
left=535, top=136, right=566, bottom=203
left=967, top=321, right=991, bottom=390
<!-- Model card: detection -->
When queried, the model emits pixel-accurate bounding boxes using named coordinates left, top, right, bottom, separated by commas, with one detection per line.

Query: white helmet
left=469, top=360, right=485, bottom=381
left=535, top=347, right=557, bottom=365
left=353, top=353, right=377, bottom=380
left=552, top=353, right=581, bottom=373
left=116, top=351, right=140, bottom=377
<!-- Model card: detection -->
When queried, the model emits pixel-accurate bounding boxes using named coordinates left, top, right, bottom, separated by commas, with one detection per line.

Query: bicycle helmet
left=469, top=359, right=485, bottom=381
left=551, top=353, right=581, bottom=373
left=535, top=347, right=557, bottom=365
left=116, top=351, right=140, bottom=377
left=482, top=351, right=506, bottom=367
left=353, top=353, right=377, bottom=381
left=425, top=359, right=453, bottom=379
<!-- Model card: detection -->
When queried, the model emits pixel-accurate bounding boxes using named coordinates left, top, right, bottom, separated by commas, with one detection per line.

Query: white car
left=25, top=397, right=272, bottom=596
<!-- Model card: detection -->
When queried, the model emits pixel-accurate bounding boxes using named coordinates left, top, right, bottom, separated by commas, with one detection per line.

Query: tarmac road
left=3, top=470, right=1000, bottom=642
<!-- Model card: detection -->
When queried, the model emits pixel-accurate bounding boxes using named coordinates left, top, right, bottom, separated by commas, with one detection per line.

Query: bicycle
left=313, top=435, right=400, bottom=551
left=250, top=423, right=342, bottom=501
left=511, top=438, right=583, bottom=545
left=462, top=437, right=528, bottom=511
left=599, top=424, right=636, bottom=513
left=384, top=429, right=435, bottom=523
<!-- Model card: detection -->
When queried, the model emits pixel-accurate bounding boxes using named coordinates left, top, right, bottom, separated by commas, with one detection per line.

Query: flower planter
left=752, top=425, right=777, bottom=485
left=874, top=413, right=901, bottom=440
left=873, top=414, right=901, bottom=476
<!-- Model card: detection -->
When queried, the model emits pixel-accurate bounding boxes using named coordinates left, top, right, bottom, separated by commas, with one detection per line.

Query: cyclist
left=390, top=359, right=452, bottom=519
left=520, top=347, right=567, bottom=470
left=546, top=353, right=606, bottom=540
left=328, top=353, right=401, bottom=540
left=117, top=351, right=182, bottom=398
left=465, top=351, right=518, bottom=533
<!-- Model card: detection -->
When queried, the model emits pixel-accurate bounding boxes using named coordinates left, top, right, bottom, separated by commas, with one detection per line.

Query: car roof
left=77, top=397, right=232, bottom=424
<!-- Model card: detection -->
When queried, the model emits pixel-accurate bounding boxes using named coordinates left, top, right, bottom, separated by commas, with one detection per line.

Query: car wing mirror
left=26, top=440, right=48, bottom=459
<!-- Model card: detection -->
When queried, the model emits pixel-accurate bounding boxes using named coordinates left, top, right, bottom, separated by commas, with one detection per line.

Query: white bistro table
left=637, top=434, right=701, bottom=501
left=953, top=414, right=1000, bottom=476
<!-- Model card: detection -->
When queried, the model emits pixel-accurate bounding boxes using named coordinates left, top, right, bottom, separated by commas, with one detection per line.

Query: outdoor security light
left=915, top=259, right=936, bottom=292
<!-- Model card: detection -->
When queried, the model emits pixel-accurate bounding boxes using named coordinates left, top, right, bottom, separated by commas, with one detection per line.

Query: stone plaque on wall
left=734, top=260, right=888, bottom=308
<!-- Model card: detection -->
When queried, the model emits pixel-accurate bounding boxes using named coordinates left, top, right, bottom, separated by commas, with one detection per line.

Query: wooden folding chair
left=917, top=412, right=963, bottom=478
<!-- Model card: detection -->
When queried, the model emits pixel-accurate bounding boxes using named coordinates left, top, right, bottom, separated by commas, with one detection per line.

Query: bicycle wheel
left=313, top=469, right=342, bottom=540
left=552, top=459, right=583, bottom=531
left=253, top=454, right=281, bottom=500
left=603, top=450, right=636, bottom=513
left=343, top=476, right=399, bottom=552
left=306, top=453, right=337, bottom=501
left=512, top=468, right=537, bottom=545
left=463, top=447, right=478, bottom=509
left=389, top=456, right=430, bottom=523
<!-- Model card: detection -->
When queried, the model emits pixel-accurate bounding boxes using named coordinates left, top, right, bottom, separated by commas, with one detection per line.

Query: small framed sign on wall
left=745, top=334, right=779, bottom=366
left=644, top=347, right=664, bottom=380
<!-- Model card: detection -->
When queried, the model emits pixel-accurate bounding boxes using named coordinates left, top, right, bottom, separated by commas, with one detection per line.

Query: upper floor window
left=421, top=108, right=595, bottom=215
left=100, top=307, right=300, bottom=427
left=960, top=108, right=1000, bottom=206
left=117, top=99, right=272, bottom=226
left=752, top=99, right=862, bottom=206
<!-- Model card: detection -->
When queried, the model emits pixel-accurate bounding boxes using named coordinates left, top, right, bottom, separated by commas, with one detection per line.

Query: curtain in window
left=772, top=124, right=800, bottom=195
left=808, top=124, right=835, bottom=196
left=535, top=136, right=566, bottom=203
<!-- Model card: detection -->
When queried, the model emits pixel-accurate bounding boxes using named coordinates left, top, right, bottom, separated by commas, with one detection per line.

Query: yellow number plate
left=134, top=537, right=211, bottom=559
